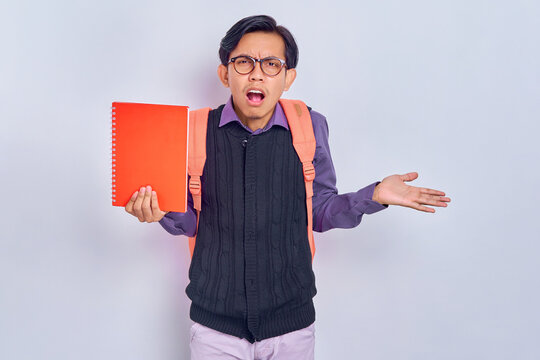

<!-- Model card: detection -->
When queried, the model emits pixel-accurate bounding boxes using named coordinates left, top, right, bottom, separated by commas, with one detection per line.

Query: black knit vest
left=186, top=105, right=317, bottom=343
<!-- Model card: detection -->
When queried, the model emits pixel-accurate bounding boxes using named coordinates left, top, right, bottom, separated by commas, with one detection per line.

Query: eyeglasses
left=227, top=55, right=287, bottom=76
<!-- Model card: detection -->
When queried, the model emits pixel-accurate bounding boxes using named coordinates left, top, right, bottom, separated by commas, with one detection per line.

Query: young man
left=125, top=15, right=450, bottom=360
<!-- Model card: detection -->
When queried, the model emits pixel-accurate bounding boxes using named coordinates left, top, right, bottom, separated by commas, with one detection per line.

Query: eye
left=264, top=59, right=281, bottom=68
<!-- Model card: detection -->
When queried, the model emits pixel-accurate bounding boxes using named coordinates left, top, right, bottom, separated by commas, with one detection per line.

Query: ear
left=283, top=68, right=297, bottom=91
left=217, top=64, right=229, bottom=88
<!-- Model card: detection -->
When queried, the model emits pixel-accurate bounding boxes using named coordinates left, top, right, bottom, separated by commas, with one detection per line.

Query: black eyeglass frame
left=227, top=55, right=287, bottom=76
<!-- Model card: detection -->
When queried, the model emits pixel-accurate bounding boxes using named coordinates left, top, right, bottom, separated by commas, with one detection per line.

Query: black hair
left=219, top=15, right=299, bottom=69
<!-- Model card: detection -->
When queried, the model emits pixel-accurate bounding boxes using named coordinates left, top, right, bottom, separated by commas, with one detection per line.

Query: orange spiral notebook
left=111, top=102, right=189, bottom=212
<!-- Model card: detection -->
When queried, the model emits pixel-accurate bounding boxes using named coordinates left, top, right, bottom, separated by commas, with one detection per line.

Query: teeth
left=249, top=90, right=263, bottom=94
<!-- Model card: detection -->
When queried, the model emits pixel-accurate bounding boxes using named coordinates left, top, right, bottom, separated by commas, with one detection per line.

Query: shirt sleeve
left=310, top=110, right=388, bottom=233
left=158, top=178, right=197, bottom=237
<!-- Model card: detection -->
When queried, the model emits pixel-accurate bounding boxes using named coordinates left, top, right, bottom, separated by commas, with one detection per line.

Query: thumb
left=400, top=172, right=418, bottom=182
left=151, top=191, right=162, bottom=212
left=151, top=191, right=168, bottom=216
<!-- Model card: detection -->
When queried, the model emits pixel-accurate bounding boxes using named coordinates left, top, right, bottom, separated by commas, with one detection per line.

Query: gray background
left=1, top=0, right=539, bottom=359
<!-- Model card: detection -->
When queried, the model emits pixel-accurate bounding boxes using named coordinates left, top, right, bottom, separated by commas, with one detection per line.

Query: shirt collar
left=219, top=96, right=289, bottom=134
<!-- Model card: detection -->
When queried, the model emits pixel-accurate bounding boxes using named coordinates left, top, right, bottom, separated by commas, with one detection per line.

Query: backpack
left=187, top=99, right=316, bottom=262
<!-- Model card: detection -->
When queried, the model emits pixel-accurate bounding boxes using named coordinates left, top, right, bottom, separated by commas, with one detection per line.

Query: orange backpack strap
left=278, top=99, right=317, bottom=262
left=187, top=107, right=211, bottom=258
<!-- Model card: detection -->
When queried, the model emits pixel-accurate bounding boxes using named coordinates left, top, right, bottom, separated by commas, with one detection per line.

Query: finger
left=133, top=186, right=146, bottom=221
left=400, top=172, right=418, bottom=182
left=418, top=194, right=450, bottom=207
left=150, top=191, right=164, bottom=218
left=142, top=185, right=153, bottom=221
left=402, top=198, right=436, bottom=213
left=416, top=204, right=436, bottom=213
left=419, top=190, right=451, bottom=203
left=125, top=190, right=138, bottom=214
left=419, top=188, right=446, bottom=197
left=430, top=194, right=451, bottom=203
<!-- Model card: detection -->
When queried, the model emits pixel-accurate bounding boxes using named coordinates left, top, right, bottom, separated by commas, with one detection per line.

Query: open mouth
left=246, top=90, right=265, bottom=105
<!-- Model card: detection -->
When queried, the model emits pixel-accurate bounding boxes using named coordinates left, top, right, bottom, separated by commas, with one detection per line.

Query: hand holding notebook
left=124, top=185, right=169, bottom=222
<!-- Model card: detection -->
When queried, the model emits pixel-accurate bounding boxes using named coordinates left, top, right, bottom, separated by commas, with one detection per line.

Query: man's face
left=217, top=31, right=296, bottom=127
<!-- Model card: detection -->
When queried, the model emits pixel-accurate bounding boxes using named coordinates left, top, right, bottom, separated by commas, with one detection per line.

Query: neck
left=242, top=117, right=270, bottom=132
left=234, top=104, right=275, bottom=132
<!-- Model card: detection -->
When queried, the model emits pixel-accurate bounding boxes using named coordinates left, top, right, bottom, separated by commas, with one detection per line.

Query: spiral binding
left=111, top=105, right=117, bottom=204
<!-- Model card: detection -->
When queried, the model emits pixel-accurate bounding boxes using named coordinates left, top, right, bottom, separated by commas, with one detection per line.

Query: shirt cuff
left=359, top=181, right=389, bottom=214
left=158, top=211, right=197, bottom=237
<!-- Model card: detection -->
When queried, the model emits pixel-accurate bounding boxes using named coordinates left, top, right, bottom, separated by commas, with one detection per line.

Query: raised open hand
left=125, top=185, right=169, bottom=222
left=372, top=172, right=451, bottom=213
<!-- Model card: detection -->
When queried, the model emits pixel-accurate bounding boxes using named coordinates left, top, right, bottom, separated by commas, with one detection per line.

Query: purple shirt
left=159, top=97, right=388, bottom=236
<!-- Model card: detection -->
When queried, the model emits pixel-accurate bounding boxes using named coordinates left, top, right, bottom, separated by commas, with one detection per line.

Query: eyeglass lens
left=233, top=56, right=283, bottom=76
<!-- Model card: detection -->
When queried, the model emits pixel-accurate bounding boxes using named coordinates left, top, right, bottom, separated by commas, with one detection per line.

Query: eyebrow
left=234, top=53, right=282, bottom=59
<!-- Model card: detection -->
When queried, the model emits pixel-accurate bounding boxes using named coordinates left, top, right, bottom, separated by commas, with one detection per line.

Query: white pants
left=190, top=322, right=316, bottom=360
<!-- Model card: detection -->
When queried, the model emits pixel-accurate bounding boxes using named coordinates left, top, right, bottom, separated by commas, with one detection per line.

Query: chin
left=242, top=105, right=266, bottom=117
left=245, top=111, right=264, bottom=121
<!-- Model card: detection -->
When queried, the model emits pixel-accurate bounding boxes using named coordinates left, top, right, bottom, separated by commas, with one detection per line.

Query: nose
left=249, top=60, right=264, bottom=81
